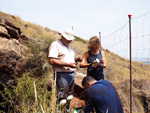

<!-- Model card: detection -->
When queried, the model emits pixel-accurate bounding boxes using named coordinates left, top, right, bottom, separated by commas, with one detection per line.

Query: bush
left=24, top=38, right=53, bottom=77
left=0, top=71, right=56, bottom=113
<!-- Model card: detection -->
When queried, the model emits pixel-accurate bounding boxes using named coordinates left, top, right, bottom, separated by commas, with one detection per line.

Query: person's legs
left=56, top=73, right=68, bottom=105
left=63, top=72, right=75, bottom=112
left=56, top=72, right=75, bottom=112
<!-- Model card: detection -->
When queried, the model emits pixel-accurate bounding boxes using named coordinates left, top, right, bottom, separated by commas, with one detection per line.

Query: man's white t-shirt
left=48, top=40, right=75, bottom=72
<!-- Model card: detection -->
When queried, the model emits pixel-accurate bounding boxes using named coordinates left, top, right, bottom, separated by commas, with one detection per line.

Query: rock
left=140, top=91, right=150, bottom=113
left=0, top=37, right=29, bottom=57
left=0, top=19, right=22, bottom=40
left=0, top=50, right=26, bottom=92
left=0, top=24, right=10, bottom=39
left=5, top=25, right=19, bottom=39
left=0, top=50, right=26, bottom=77
left=0, top=24, right=7, bottom=34
left=18, top=35, right=28, bottom=44
left=5, top=19, right=21, bottom=35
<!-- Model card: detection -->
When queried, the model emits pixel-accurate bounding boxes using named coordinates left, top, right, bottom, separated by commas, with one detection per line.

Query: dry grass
left=104, top=49, right=150, bottom=113
left=71, top=40, right=87, bottom=56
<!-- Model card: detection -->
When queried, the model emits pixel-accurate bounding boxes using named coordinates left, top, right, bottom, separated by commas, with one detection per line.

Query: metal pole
left=99, top=32, right=101, bottom=41
left=128, top=14, right=132, bottom=113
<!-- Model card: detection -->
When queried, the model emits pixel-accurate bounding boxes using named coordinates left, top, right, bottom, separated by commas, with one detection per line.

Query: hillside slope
left=0, top=11, right=150, bottom=113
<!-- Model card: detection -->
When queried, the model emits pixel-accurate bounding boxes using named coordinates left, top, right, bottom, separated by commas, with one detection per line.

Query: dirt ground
left=70, top=72, right=86, bottom=113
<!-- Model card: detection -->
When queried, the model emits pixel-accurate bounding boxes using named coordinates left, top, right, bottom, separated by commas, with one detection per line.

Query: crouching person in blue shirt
left=82, top=76, right=124, bottom=113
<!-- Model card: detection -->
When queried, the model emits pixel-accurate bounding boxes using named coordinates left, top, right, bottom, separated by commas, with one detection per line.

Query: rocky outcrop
left=0, top=24, right=10, bottom=39
left=5, top=19, right=21, bottom=35
left=0, top=50, right=25, bottom=90
left=0, top=50, right=25, bottom=76
left=0, top=19, right=28, bottom=41
left=0, top=19, right=28, bottom=88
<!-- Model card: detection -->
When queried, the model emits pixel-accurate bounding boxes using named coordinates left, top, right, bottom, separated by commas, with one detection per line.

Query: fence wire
left=102, top=13, right=150, bottom=64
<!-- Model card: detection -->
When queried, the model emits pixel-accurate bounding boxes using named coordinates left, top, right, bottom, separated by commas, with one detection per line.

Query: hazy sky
left=0, top=0, right=150, bottom=40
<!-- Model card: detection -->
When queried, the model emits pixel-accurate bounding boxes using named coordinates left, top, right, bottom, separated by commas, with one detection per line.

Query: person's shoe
left=67, top=95, right=73, bottom=101
left=59, top=99, right=67, bottom=105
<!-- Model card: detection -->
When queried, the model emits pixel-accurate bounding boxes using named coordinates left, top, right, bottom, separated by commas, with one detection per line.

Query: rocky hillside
left=0, top=17, right=27, bottom=87
left=0, top=11, right=150, bottom=113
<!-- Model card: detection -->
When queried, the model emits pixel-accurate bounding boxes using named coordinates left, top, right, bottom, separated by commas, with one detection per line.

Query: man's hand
left=68, top=62, right=78, bottom=68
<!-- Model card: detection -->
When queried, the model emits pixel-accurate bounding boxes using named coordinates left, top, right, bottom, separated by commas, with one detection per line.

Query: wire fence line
left=101, top=13, right=150, bottom=64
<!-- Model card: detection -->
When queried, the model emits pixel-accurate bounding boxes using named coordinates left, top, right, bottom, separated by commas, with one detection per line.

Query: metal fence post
left=99, top=32, right=101, bottom=41
left=128, top=14, right=132, bottom=113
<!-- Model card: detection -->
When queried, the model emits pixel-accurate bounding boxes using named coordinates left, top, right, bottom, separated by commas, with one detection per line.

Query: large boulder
left=0, top=50, right=26, bottom=91
left=0, top=36, right=29, bottom=89
left=0, top=50, right=26, bottom=76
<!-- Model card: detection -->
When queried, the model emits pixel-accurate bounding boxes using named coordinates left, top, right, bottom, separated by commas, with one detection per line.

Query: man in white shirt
left=48, top=29, right=81, bottom=112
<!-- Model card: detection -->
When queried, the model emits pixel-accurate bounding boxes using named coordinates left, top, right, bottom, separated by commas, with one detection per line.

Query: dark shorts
left=56, top=72, right=75, bottom=99
left=87, top=66, right=104, bottom=80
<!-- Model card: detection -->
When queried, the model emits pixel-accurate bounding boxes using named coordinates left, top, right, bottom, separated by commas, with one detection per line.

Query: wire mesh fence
left=101, top=13, right=150, bottom=64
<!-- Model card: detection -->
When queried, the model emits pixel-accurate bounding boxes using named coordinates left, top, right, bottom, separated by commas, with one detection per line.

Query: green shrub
left=0, top=71, right=55, bottom=113
left=24, top=38, right=53, bottom=77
